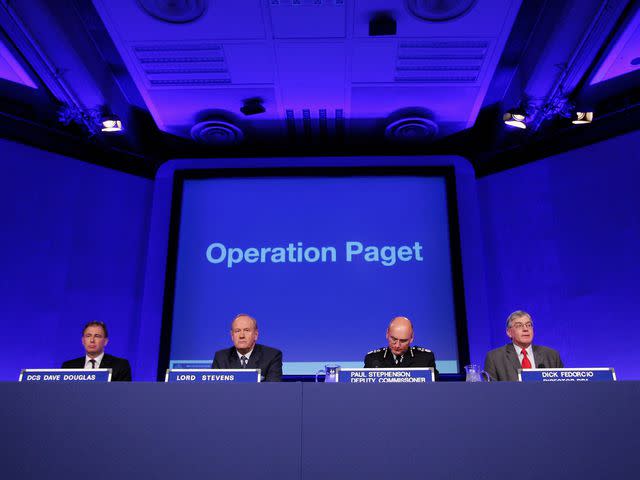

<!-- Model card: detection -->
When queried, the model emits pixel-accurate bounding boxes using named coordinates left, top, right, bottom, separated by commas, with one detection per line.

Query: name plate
left=165, top=369, right=261, bottom=383
left=19, top=368, right=112, bottom=382
left=338, top=367, right=435, bottom=383
left=518, top=367, right=616, bottom=382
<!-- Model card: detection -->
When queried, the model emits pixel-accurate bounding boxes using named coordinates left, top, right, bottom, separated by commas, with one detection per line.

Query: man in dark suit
left=484, top=310, right=563, bottom=381
left=364, top=316, right=439, bottom=379
left=212, top=314, right=282, bottom=382
left=61, top=321, right=132, bottom=382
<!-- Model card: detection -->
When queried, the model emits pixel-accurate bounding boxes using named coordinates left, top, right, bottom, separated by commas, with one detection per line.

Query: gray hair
left=505, top=310, right=532, bottom=328
left=231, top=313, right=258, bottom=330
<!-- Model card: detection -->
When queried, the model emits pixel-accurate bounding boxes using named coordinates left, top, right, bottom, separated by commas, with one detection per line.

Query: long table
left=1, top=382, right=638, bottom=479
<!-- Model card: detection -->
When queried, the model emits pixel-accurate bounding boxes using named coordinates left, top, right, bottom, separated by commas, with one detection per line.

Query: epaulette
left=412, top=346, right=432, bottom=353
left=367, top=347, right=386, bottom=355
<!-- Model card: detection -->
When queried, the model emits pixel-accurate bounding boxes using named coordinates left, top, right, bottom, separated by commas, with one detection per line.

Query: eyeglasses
left=510, top=322, right=533, bottom=330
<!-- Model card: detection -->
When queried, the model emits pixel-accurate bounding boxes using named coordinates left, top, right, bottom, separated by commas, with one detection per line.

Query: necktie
left=240, top=355, right=248, bottom=368
left=521, top=349, right=532, bottom=369
left=395, top=356, right=402, bottom=365
left=89, top=359, right=96, bottom=369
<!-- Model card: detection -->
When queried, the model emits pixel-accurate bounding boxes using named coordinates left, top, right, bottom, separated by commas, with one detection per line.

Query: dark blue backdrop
left=1, top=131, right=639, bottom=380
left=0, top=139, right=151, bottom=381
left=478, top=130, right=640, bottom=379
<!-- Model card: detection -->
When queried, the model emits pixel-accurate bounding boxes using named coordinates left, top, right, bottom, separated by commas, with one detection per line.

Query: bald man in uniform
left=364, top=316, right=438, bottom=378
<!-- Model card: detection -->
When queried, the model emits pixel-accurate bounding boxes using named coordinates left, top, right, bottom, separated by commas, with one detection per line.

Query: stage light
left=571, top=111, right=593, bottom=125
left=503, top=109, right=527, bottom=129
left=101, top=114, right=123, bottom=132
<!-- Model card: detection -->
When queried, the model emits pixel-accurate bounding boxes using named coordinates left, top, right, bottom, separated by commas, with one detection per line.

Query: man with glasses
left=484, top=310, right=563, bottom=381
left=364, top=316, right=438, bottom=378
left=61, top=321, right=132, bottom=381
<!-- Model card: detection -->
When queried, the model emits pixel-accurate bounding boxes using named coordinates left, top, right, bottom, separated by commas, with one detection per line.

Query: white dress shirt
left=236, top=349, right=254, bottom=366
left=514, top=343, right=536, bottom=367
left=84, top=352, right=104, bottom=369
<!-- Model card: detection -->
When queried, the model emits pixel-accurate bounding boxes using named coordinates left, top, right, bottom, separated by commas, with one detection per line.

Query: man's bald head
left=386, top=316, right=414, bottom=356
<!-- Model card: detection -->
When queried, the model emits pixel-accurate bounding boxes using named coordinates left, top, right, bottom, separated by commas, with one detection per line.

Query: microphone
left=538, top=363, right=546, bottom=368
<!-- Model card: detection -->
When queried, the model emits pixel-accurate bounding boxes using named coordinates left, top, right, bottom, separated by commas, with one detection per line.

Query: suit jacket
left=484, top=344, right=563, bottom=382
left=212, top=344, right=283, bottom=382
left=61, top=353, right=132, bottom=382
left=364, top=346, right=439, bottom=380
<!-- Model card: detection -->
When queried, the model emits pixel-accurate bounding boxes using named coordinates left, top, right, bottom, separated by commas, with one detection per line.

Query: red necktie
left=521, top=349, right=532, bottom=369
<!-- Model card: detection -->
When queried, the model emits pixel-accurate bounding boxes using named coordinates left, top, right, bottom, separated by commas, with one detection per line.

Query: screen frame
left=157, top=166, right=470, bottom=380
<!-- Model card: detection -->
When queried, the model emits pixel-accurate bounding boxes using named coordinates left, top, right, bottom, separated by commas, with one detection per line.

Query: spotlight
left=571, top=111, right=593, bottom=125
left=369, top=12, right=396, bottom=36
left=503, top=109, right=527, bottom=129
left=101, top=114, right=123, bottom=132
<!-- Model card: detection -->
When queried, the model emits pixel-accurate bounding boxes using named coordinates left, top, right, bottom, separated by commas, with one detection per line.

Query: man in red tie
left=484, top=310, right=563, bottom=381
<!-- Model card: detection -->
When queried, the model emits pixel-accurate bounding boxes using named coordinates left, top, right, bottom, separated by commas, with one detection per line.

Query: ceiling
left=0, top=0, right=639, bottom=178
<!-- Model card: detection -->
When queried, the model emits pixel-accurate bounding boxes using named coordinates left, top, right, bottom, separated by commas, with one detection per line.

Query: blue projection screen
left=162, top=168, right=468, bottom=375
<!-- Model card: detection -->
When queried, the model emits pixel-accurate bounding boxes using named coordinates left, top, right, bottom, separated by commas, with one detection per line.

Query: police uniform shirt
left=363, top=346, right=438, bottom=374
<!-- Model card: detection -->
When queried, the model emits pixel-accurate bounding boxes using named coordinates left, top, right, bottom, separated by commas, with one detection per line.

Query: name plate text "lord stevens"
left=165, top=369, right=261, bottom=383
left=519, top=368, right=616, bottom=382
left=338, top=368, right=435, bottom=383
left=19, top=368, right=112, bottom=382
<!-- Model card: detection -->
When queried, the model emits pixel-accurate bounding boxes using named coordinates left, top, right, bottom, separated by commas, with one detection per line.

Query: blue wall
left=1, top=129, right=639, bottom=380
left=478, top=130, right=640, bottom=379
left=0, top=139, right=152, bottom=380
